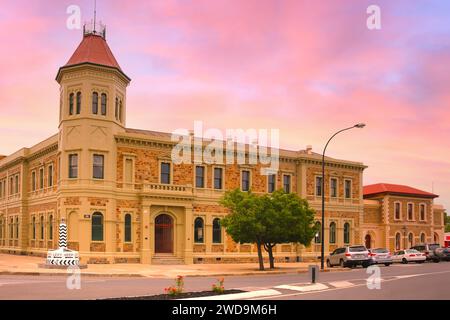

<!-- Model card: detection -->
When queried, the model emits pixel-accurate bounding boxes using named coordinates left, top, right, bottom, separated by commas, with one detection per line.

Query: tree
left=220, top=189, right=266, bottom=270
left=220, top=188, right=317, bottom=271
left=260, top=190, right=317, bottom=269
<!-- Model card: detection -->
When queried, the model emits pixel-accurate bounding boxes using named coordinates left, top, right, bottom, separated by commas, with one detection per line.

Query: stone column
left=184, top=206, right=194, bottom=264
left=140, top=206, right=151, bottom=264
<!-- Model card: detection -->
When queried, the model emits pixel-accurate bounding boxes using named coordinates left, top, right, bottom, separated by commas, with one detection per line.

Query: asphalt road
left=0, top=262, right=448, bottom=300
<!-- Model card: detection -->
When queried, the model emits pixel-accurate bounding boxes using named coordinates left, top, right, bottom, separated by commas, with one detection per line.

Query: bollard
left=308, top=265, right=319, bottom=284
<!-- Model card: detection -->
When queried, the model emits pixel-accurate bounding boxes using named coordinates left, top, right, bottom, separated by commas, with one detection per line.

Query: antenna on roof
left=93, top=0, right=97, bottom=33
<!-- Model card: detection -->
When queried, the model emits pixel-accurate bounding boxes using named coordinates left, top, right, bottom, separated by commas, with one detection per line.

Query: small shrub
left=164, top=275, right=184, bottom=296
left=212, top=278, right=225, bottom=294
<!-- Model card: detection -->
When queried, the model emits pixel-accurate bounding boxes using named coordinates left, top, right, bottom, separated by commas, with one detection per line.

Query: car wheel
left=402, top=258, right=408, bottom=264
left=433, top=258, right=440, bottom=263
left=326, top=260, right=332, bottom=268
left=384, top=263, right=391, bottom=267
left=362, top=262, right=369, bottom=268
left=339, top=259, right=345, bottom=268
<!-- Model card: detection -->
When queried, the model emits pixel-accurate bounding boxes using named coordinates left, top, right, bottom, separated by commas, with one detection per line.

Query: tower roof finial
left=83, top=0, right=106, bottom=39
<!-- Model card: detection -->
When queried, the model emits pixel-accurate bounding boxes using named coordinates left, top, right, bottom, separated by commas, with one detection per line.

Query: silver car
left=327, top=245, right=371, bottom=268
left=368, top=248, right=393, bottom=266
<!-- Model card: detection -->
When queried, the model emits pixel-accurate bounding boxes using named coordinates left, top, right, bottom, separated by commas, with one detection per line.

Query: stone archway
left=154, top=214, right=174, bottom=254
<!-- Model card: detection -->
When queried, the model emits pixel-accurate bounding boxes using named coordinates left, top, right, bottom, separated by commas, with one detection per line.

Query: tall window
left=76, top=92, right=81, bottom=114
left=119, top=100, right=123, bottom=121
left=160, top=162, right=171, bottom=184
left=395, top=233, right=401, bottom=250
left=268, top=174, right=276, bottom=193
left=40, top=216, right=44, bottom=240
left=195, top=166, right=205, bottom=188
left=101, top=93, right=107, bottom=115
left=93, top=154, right=105, bottom=179
left=9, top=218, right=13, bottom=239
left=194, top=217, right=204, bottom=243
left=330, top=178, right=337, bottom=198
left=395, top=202, right=401, bottom=220
left=92, top=212, right=104, bottom=241
left=329, top=222, right=336, bottom=244
left=420, top=233, right=425, bottom=243
left=314, top=222, right=321, bottom=244
left=48, top=215, right=53, bottom=240
left=32, top=217, right=36, bottom=240
left=69, top=93, right=74, bottom=115
left=420, top=204, right=426, bottom=221
left=283, top=175, right=291, bottom=193
left=408, top=233, right=414, bottom=247
left=344, top=179, right=351, bottom=199
left=124, top=214, right=132, bottom=243
left=316, top=176, right=323, bottom=196
left=9, top=177, right=13, bottom=195
left=407, top=203, right=413, bottom=220
left=48, top=165, right=53, bottom=187
left=212, top=218, right=221, bottom=243
left=124, top=158, right=133, bottom=183
left=39, top=168, right=44, bottom=189
left=69, top=154, right=78, bottom=178
left=241, top=170, right=250, bottom=191
left=115, top=98, right=119, bottom=120
left=344, top=222, right=350, bottom=244
left=15, top=217, right=19, bottom=239
left=14, top=174, right=19, bottom=194
left=214, top=168, right=223, bottom=189
left=92, top=92, right=99, bottom=114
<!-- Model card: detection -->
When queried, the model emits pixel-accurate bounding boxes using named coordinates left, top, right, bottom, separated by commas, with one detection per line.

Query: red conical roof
left=65, top=33, right=122, bottom=70
left=57, top=32, right=130, bottom=82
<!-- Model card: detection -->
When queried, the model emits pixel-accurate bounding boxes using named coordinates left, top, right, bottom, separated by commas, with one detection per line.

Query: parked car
left=326, top=245, right=371, bottom=268
left=368, top=248, right=392, bottom=266
left=392, top=249, right=426, bottom=264
left=410, top=243, right=441, bottom=262
left=434, top=247, right=450, bottom=261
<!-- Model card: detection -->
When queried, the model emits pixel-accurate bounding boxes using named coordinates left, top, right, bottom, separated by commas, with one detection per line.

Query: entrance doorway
left=155, top=214, right=174, bottom=254
left=365, top=234, right=372, bottom=249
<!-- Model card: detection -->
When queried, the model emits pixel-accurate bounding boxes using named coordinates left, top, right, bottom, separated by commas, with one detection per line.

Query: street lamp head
left=354, top=123, right=366, bottom=128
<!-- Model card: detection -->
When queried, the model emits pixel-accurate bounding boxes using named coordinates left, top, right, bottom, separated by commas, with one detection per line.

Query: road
left=0, top=262, right=448, bottom=300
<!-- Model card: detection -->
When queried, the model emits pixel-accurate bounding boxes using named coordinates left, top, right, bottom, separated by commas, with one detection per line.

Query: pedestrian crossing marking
left=328, top=281, right=354, bottom=288
left=275, top=283, right=328, bottom=292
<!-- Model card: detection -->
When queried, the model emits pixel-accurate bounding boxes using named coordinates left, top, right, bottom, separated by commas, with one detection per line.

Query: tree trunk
left=264, top=243, right=275, bottom=269
left=256, top=239, right=265, bottom=271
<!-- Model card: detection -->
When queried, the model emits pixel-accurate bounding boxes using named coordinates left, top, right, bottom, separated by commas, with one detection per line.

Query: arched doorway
left=155, top=214, right=174, bottom=254
left=365, top=234, right=372, bottom=249
left=434, top=232, right=439, bottom=244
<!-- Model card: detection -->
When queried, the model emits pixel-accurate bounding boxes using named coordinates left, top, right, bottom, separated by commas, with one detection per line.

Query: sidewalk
left=0, top=254, right=343, bottom=278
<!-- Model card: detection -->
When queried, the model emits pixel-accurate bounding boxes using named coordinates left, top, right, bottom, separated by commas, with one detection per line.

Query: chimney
left=306, top=145, right=313, bottom=155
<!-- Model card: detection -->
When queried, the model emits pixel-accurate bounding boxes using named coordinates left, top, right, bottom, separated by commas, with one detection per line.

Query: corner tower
left=55, top=24, right=131, bottom=257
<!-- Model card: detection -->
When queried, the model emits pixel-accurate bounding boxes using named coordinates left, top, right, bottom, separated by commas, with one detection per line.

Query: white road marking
left=275, top=283, right=328, bottom=292
left=181, top=289, right=281, bottom=300
left=328, top=281, right=354, bottom=288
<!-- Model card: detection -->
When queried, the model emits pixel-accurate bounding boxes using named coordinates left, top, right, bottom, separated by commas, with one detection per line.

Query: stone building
left=0, top=26, right=446, bottom=264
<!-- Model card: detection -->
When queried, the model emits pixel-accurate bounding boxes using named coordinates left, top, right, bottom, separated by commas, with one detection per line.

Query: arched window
left=40, top=216, right=44, bottom=240
left=124, top=214, right=132, bottom=243
left=119, top=100, right=123, bottom=122
left=212, top=218, right=222, bottom=244
left=420, top=204, right=426, bottom=221
left=420, top=233, right=425, bottom=243
left=32, top=216, right=36, bottom=240
left=314, top=221, right=321, bottom=244
left=344, top=222, right=350, bottom=244
left=69, top=93, right=74, bottom=115
left=68, top=211, right=78, bottom=241
left=101, top=93, right=107, bottom=115
left=434, top=232, right=439, bottom=243
left=9, top=218, right=13, bottom=239
left=194, top=217, right=204, bottom=243
left=76, top=92, right=81, bottom=114
left=329, top=222, right=336, bottom=244
left=395, top=233, right=401, bottom=250
left=15, top=217, right=19, bottom=239
left=408, top=232, right=413, bottom=248
left=92, top=212, right=104, bottom=241
left=48, top=215, right=53, bottom=240
left=92, top=92, right=98, bottom=114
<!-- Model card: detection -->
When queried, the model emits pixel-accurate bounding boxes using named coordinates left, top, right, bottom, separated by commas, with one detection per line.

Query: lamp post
left=320, top=123, right=366, bottom=270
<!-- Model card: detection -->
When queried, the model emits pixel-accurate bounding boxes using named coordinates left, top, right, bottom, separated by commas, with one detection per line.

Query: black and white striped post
left=58, top=221, right=68, bottom=249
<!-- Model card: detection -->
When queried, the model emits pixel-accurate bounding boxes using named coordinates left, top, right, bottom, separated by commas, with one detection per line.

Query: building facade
left=0, top=27, right=446, bottom=264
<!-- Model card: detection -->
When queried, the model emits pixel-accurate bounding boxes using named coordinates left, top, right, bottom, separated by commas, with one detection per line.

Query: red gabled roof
left=65, top=34, right=122, bottom=70
left=363, top=183, right=438, bottom=199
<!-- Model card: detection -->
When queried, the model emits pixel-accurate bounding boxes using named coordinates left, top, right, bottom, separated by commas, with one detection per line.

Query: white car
left=392, top=249, right=426, bottom=264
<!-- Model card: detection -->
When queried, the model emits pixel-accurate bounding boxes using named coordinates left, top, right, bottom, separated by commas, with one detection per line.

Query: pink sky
left=0, top=0, right=449, bottom=210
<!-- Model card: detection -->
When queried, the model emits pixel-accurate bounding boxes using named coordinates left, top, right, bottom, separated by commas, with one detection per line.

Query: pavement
left=0, top=261, right=448, bottom=300
left=0, top=253, right=337, bottom=278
